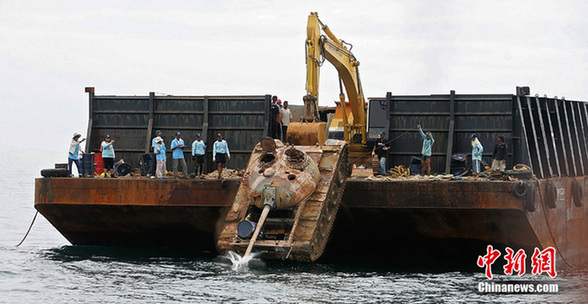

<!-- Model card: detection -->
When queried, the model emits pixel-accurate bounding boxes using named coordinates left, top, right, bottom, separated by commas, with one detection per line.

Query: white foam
left=226, top=251, right=261, bottom=271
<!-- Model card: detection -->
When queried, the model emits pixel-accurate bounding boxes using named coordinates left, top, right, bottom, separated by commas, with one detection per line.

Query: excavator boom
left=289, top=12, right=367, bottom=147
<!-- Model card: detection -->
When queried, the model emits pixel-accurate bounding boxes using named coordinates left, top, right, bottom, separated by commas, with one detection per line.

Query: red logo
left=478, top=246, right=557, bottom=279
left=531, top=247, right=557, bottom=278
left=477, top=245, right=501, bottom=279
left=503, top=247, right=527, bottom=276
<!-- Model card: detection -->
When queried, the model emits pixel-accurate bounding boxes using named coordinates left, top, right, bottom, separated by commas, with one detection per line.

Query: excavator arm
left=295, top=12, right=367, bottom=145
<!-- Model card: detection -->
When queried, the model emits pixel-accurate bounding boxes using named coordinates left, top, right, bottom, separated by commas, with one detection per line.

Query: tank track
left=216, top=143, right=349, bottom=262
left=288, top=144, right=348, bottom=261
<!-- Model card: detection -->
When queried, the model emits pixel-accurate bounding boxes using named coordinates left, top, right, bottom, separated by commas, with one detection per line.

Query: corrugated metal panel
left=85, top=91, right=271, bottom=172
left=369, top=92, right=515, bottom=174
left=517, top=96, right=588, bottom=178
left=368, top=91, right=588, bottom=177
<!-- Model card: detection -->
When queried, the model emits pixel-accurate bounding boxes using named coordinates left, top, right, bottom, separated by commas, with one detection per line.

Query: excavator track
left=217, top=140, right=348, bottom=262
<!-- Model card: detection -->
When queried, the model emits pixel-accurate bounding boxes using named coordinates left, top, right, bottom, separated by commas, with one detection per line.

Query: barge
left=35, top=88, right=588, bottom=267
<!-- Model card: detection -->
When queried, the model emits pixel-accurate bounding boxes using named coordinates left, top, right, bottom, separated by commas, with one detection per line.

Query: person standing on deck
left=371, top=131, right=390, bottom=175
left=270, top=96, right=281, bottom=139
left=68, top=133, right=85, bottom=177
left=213, top=133, right=230, bottom=179
left=417, top=125, right=435, bottom=176
left=276, top=99, right=282, bottom=140
left=471, top=133, right=484, bottom=180
left=171, top=132, right=189, bottom=179
left=280, top=101, right=292, bottom=142
left=101, top=134, right=115, bottom=177
left=191, top=133, right=206, bottom=178
left=152, top=130, right=162, bottom=150
left=154, top=137, right=167, bottom=179
left=490, top=136, right=507, bottom=173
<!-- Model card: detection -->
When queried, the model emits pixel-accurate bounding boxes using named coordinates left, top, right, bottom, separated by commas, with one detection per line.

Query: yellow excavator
left=217, top=12, right=367, bottom=262
left=287, top=12, right=371, bottom=166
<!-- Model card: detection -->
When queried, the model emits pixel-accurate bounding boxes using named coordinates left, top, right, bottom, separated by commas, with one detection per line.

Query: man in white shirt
left=280, top=101, right=292, bottom=142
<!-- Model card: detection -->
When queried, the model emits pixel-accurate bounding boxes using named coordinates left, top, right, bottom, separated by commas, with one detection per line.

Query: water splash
left=226, top=251, right=262, bottom=271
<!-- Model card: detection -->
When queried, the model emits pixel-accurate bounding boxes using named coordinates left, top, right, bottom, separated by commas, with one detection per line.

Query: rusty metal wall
left=85, top=91, right=271, bottom=171
left=368, top=91, right=514, bottom=174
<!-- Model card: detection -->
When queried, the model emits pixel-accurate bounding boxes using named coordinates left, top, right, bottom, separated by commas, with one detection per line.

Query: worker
left=192, top=133, right=206, bottom=178
left=471, top=133, right=484, bottom=180
left=490, top=136, right=507, bottom=173
left=276, top=99, right=283, bottom=140
left=270, top=96, right=281, bottom=139
left=280, top=100, right=292, bottom=142
left=154, top=137, right=167, bottom=179
left=170, top=132, right=189, bottom=179
left=371, top=131, right=390, bottom=175
left=68, top=133, right=85, bottom=177
left=213, top=133, right=230, bottom=179
left=151, top=130, right=162, bottom=150
left=101, top=134, right=115, bottom=177
left=417, top=125, right=435, bottom=176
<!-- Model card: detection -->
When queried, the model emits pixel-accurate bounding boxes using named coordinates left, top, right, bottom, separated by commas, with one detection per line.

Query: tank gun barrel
left=243, top=205, right=271, bottom=257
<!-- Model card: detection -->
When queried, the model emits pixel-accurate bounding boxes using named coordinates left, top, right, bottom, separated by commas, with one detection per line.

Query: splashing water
left=226, top=251, right=262, bottom=270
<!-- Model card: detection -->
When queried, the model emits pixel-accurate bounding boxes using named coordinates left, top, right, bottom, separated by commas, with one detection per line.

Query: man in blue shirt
left=68, top=133, right=85, bottom=177
left=418, top=125, right=435, bottom=176
left=101, top=134, right=115, bottom=177
left=154, top=137, right=167, bottom=179
left=171, top=132, right=188, bottom=179
left=152, top=130, right=162, bottom=150
left=471, top=133, right=484, bottom=180
left=191, top=133, right=206, bottom=178
left=213, top=133, right=230, bottom=179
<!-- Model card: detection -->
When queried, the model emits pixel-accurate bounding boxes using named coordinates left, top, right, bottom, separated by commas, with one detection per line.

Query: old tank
left=217, top=137, right=349, bottom=262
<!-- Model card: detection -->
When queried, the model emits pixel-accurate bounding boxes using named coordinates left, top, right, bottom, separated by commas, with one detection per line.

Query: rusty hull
left=332, top=177, right=588, bottom=267
left=34, top=176, right=587, bottom=267
left=35, top=178, right=239, bottom=248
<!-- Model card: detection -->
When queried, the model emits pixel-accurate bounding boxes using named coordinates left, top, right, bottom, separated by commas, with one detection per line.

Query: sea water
left=0, top=150, right=586, bottom=303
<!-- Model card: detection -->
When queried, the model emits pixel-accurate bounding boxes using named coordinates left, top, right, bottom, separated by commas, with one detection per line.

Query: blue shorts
left=473, top=160, right=481, bottom=174
left=422, top=155, right=431, bottom=160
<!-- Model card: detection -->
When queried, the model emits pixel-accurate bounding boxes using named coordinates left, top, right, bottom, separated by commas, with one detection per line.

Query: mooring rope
left=16, top=211, right=38, bottom=247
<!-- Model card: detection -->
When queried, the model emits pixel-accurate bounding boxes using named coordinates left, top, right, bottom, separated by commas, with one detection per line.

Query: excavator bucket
left=286, top=122, right=327, bottom=146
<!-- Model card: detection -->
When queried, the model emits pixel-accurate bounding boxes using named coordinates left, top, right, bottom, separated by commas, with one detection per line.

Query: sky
left=1, top=0, right=587, bottom=152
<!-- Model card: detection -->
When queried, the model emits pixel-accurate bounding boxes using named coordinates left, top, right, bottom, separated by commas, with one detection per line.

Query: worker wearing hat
left=371, top=131, right=390, bottom=175
left=68, top=133, right=86, bottom=177
left=101, top=134, right=115, bottom=177
left=170, top=131, right=188, bottom=179
left=151, top=130, right=162, bottom=151
left=213, top=133, right=230, bottom=179
left=471, top=133, right=484, bottom=180
left=191, top=133, right=206, bottom=178
left=154, top=136, right=167, bottom=178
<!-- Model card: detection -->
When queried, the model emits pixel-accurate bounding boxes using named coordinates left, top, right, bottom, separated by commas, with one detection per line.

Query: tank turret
left=245, top=138, right=320, bottom=210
